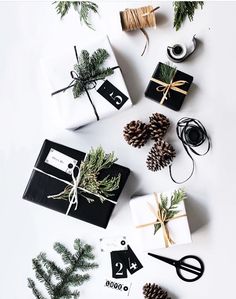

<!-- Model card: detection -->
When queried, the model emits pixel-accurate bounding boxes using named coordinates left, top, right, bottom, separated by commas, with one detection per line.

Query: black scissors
left=148, top=253, right=204, bottom=282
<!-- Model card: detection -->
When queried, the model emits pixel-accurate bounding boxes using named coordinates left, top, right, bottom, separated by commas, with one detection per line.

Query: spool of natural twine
left=120, top=6, right=159, bottom=56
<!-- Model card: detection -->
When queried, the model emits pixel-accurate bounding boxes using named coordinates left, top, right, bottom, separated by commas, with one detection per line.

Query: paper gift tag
left=99, top=236, right=127, bottom=252
left=111, top=251, right=128, bottom=279
left=97, top=80, right=129, bottom=110
left=110, top=246, right=143, bottom=278
left=126, top=245, right=143, bottom=275
left=104, top=279, right=132, bottom=296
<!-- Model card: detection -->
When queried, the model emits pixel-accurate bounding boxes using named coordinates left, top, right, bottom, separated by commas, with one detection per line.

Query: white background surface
left=0, top=1, right=235, bottom=298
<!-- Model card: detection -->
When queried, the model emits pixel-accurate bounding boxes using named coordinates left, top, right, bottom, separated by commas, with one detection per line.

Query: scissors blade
left=148, top=253, right=177, bottom=266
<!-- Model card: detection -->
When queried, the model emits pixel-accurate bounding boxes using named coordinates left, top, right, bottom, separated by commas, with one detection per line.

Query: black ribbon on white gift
left=169, top=117, right=211, bottom=184
left=51, top=46, right=119, bottom=121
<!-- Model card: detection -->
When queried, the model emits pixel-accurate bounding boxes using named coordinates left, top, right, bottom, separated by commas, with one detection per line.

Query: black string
left=169, top=117, right=211, bottom=184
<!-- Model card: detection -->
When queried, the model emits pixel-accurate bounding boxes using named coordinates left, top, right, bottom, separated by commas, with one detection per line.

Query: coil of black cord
left=169, top=117, right=211, bottom=184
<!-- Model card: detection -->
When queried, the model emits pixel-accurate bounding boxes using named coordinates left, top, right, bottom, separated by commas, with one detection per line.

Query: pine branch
left=173, top=1, right=204, bottom=31
left=28, top=278, right=47, bottom=299
left=27, top=239, right=98, bottom=299
left=53, top=1, right=98, bottom=29
left=159, top=62, right=176, bottom=84
left=73, top=49, right=114, bottom=98
left=54, top=1, right=71, bottom=18
left=154, top=189, right=186, bottom=235
left=52, top=147, right=121, bottom=205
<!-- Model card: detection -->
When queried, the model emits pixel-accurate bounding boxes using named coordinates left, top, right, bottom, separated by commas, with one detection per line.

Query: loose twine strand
left=120, top=6, right=159, bottom=56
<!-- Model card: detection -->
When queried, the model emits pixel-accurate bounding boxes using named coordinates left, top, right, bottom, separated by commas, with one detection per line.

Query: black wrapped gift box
left=23, top=140, right=130, bottom=228
left=145, top=62, right=193, bottom=111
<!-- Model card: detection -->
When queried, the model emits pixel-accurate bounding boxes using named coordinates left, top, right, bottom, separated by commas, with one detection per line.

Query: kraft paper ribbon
left=136, top=192, right=186, bottom=248
left=33, top=165, right=117, bottom=216
left=120, top=6, right=159, bottom=56
left=150, top=78, right=188, bottom=105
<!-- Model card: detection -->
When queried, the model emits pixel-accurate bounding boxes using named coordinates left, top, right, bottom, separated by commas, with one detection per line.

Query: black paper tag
left=125, top=245, right=143, bottom=275
left=97, top=80, right=129, bottom=110
left=110, top=251, right=128, bottom=279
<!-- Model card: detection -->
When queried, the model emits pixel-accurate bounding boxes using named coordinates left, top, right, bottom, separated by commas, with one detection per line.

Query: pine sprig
left=54, top=1, right=98, bottom=29
left=51, top=147, right=121, bottom=204
left=173, top=1, right=204, bottom=31
left=159, top=62, right=176, bottom=84
left=154, top=189, right=186, bottom=235
left=73, top=49, right=114, bottom=98
left=28, top=239, right=98, bottom=299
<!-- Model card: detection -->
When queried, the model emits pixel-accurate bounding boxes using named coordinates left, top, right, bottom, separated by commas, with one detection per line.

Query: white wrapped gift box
left=129, top=190, right=192, bottom=251
left=42, top=36, right=132, bottom=130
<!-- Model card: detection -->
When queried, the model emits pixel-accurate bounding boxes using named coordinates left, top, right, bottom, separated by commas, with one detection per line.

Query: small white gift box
left=42, top=36, right=132, bottom=130
left=129, top=189, right=191, bottom=251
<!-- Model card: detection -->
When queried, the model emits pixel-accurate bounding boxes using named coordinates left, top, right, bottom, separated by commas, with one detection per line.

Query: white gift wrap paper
left=42, top=36, right=132, bottom=129
left=129, top=191, right=192, bottom=251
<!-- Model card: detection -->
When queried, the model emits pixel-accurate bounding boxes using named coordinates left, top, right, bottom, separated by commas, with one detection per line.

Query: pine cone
left=149, top=113, right=170, bottom=141
left=123, top=120, right=150, bottom=148
left=146, top=139, right=176, bottom=171
left=143, top=283, right=171, bottom=299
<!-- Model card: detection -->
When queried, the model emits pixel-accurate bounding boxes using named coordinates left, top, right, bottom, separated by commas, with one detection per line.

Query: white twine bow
left=33, top=165, right=117, bottom=215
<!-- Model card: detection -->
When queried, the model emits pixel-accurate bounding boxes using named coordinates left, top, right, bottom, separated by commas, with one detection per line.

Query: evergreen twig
left=173, top=1, right=204, bottom=31
left=159, top=62, right=176, bottom=84
left=73, top=48, right=114, bottom=98
left=54, top=1, right=98, bottom=29
left=28, top=239, right=98, bottom=299
left=51, top=146, right=121, bottom=204
left=154, top=189, right=186, bottom=234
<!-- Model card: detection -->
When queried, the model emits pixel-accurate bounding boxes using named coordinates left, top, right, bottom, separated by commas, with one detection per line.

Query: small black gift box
left=23, top=140, right=130, bottom=228
left=145, top=62, right=193, bottom=111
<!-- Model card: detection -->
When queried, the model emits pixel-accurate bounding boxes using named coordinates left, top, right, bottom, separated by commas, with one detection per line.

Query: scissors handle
left=176, top=255, right=204, bottom=282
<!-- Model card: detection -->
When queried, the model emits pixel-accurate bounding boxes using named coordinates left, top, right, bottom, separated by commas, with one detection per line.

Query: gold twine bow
left=136, top=192, right=186, bottom=248
left=150, top=78, right=188, bottom=105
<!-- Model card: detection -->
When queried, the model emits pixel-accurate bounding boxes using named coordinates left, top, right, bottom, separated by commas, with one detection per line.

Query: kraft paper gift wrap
left=129, top=190, right=191, bottom=251
left=41, top=36, right=132, bottom=130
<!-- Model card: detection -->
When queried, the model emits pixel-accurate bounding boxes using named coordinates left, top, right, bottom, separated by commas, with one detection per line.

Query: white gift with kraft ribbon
left=129, top=190, right=192, bottom=251
left=41, top=36, right=132, bottom=130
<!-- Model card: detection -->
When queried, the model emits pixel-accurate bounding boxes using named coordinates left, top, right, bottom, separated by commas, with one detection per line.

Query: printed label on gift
left=45, top=149, right=78, bottom=175
left=97, top=80, right=129, bottom=110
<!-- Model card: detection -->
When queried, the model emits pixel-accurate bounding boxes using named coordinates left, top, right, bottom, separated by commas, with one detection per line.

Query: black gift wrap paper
left=23, top=140, right=130, bottom=228
left=145, top=62, right=194, bottom=111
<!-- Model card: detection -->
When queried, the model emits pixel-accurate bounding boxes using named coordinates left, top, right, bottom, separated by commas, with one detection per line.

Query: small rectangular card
left=97, top=80, right=129, bottom=110
left=100, top=236, right=127, bottom=252
left=111, top=251, right=128, bottom=279
left=45, top=148, right=78, bottom=175
left=104, top=279, right=131, bottom=296
left=125, top=245, right=143, bottom=275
